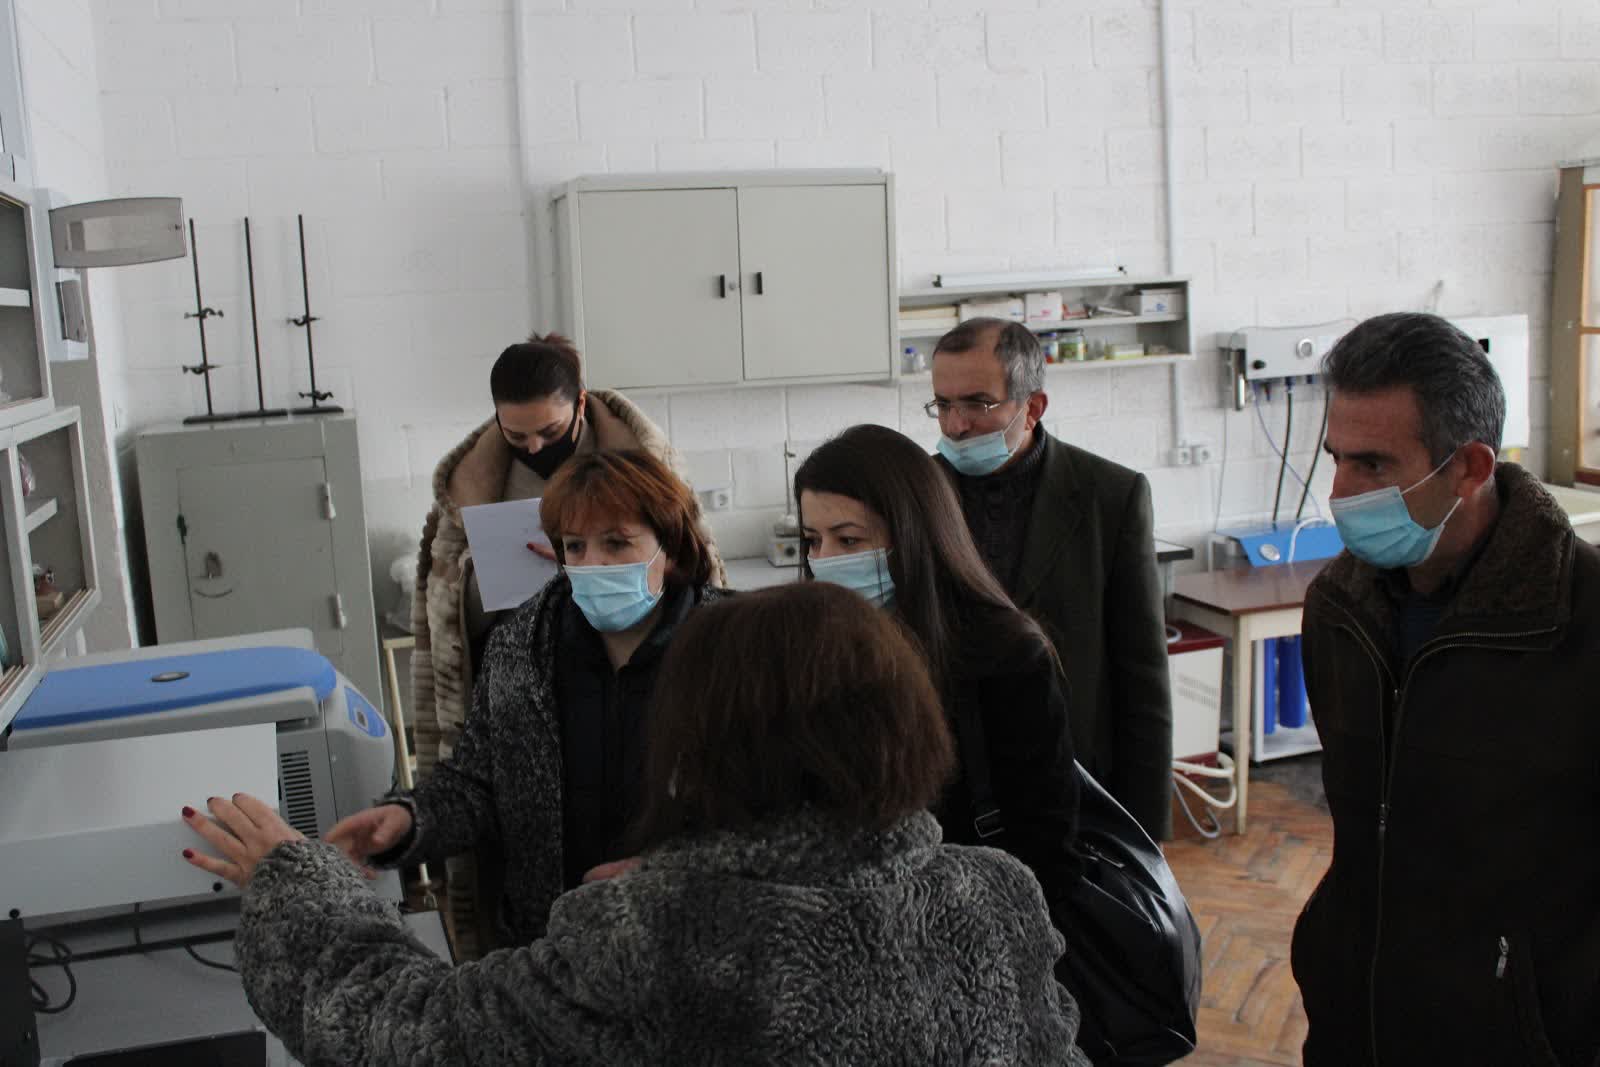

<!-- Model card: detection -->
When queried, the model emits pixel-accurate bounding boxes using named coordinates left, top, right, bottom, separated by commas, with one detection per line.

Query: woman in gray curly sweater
left=329, top=449, right=726, bottom=952
left=182, top=582, right=1092, bottom=1066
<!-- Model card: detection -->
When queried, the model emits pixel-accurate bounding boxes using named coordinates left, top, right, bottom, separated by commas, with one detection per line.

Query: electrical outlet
left=1168, top=445, right=1193, bottom=467
left=1191, top=441, right=1215, bottom=464
left=703, top=487, right=732, bottom=512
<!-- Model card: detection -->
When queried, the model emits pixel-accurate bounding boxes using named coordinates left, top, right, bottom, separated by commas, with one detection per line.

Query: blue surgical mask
left=1329, top=456, right=1462, bottom=569
left=809, top=547, right=895, bottom=607
left=566, top=548, right=663, bottom=632
left=937, top=406, right=1025, bottom=477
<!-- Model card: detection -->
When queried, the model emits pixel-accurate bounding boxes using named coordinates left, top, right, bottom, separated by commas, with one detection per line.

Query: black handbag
left=954, top=710, right=1202, bottom=1066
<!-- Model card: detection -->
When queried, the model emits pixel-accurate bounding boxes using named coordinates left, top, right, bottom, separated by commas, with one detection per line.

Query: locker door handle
left=753, top=271, right=764, bottom=295
left=331, top=594, right=347, bottom=630
left=717, top=274, right=727, bottom=299
left=321, top=483, right=336, bottom=520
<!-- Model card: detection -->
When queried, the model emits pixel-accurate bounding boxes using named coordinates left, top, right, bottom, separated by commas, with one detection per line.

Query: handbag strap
left=951, top=700, right=1006, bottom=841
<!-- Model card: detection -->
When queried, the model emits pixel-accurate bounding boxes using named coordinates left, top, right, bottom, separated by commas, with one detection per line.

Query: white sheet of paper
left=460, top=498, right=560, bottom=611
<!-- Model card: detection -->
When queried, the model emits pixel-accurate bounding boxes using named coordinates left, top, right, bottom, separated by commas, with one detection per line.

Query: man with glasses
left=928, top=317, right=1172, bottom=839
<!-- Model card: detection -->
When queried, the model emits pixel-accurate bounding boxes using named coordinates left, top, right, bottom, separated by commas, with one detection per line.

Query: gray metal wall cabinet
left=553, top=169, right=898, bottom=391
left=135, top=414, right=380, bottom=704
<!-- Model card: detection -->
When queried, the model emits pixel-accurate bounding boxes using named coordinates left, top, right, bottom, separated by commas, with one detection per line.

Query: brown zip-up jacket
left=1291, top=463, right=1600, bottom=1067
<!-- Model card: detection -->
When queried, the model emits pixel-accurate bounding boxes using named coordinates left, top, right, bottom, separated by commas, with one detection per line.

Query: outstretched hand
left=181, top=793, right=303, bottom=889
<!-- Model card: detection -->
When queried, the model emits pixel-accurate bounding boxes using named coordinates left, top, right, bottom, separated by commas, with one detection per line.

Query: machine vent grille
left=279, top=749, right=320, bottom=839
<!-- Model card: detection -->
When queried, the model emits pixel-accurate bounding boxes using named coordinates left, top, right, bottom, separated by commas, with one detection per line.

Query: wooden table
left=1169, top=561, right=1329, bottom=835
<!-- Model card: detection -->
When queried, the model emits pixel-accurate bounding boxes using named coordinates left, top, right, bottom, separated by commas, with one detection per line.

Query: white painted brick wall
left=1433, top=63, right=1520, bottom=119
left=635, top=15, right=755, bottom=76
left=1520, top=64, right=1600, bottom=116
left=236, top=19, right=373, bottom=88
left=1300, top=123, right=1392, bottom=178
left=1473, top=9, right=1561, bottom=62
left=823, top=73, right=936, bottom=134
left=314, top=86, right=446, bottom=151
left=579, top=79, right=702, bottom=139
left=522, top=15, right=632, bottom=78
left=89, top=0, right=1598, bottom=600
left=987, top=12, right=1091, bottom=73
left=1247, top=68, right=1343, bottom=126
left=374, top=15, right=513, bottom=84
left=1343, top=64, right=1433, bottom=120
left=756, top=13, right=868, bottom=75
left=937, top=71, right=1045, bottom=132
left=177, top=89, right=317, bottom=157
left=1193, top=12, right=1289, bottom=70
left=1291, top=10, right=1381, bottom=67
left=1384, top=11, right=1474, bottom=64
left=874, top=14, right=985, bottom=73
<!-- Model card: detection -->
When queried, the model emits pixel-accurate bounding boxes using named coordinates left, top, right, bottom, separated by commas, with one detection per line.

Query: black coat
left=936, top=636, right=1081, bottom=901
left=1292, top=464, right=1600, bottom=1067
left=383, top=578, right=726, bottom=949
left=941, top=433, right=1173, bottom=838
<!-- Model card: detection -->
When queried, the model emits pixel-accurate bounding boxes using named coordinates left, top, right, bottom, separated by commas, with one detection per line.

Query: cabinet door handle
left=754, top=271, right=764, bottom=295
left=718, top=274, right=727, bottom=299
left=331, top=593, right=348, bottom=630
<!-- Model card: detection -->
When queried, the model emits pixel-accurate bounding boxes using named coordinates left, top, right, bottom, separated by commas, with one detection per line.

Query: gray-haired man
left=1292, top=311, right=1600, bottom=1066
left=928, top=317, right=1173, bottom=839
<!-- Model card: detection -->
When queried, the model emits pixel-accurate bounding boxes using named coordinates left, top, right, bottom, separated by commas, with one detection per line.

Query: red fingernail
left=182, top=848, right=194, bottom=859
left=182, top=806, right=195, bottom=818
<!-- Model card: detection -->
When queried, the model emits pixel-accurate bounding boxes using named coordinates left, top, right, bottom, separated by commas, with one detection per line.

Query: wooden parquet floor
left=1167, top=779, right=1334, bottom=1067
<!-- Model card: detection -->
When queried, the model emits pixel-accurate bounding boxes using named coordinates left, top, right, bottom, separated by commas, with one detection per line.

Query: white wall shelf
left=900, top=273, right=1184, bottom=303
left=16, top=405, right=98, bottom=666
left=40, top=586, right=98, bottom=657
left=0, top=178, right=59, bottom=433
left=23, top=496, right=53, bottom=532
left=897, top=353, right=1195, bottom=382
left=899, top=312, right=1182, bottom=340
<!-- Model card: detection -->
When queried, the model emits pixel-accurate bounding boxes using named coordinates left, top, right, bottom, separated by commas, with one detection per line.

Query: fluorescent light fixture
left=934, top=267, right=1126, bottom=288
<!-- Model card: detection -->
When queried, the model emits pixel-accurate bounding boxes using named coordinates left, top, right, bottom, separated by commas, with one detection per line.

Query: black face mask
left=503, top=408, right=581, bottom=480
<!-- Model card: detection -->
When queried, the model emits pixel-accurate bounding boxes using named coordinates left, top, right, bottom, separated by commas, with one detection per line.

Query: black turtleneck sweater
left=951, top=426, right=1048, bottom=593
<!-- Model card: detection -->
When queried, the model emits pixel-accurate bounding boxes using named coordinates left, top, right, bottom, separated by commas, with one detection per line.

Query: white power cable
left=1286, top=516, right=1333, bottom=564
left=1171, top=754, right=1238, bottom=840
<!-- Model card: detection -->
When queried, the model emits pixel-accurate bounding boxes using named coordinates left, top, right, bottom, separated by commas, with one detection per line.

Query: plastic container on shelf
left=1060, top=330, right=1087, bottom=362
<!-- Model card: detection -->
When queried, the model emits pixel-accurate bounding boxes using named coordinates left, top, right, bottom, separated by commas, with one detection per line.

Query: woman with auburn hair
left=411, top=332, right=724, bottom=958
left=183, top=583, right=1091, bottom=1065
left=326, top=449, right=725, bottom=950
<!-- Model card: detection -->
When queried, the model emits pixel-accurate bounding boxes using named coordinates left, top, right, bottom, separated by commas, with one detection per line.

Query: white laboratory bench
left=722, top=556, right=801, bottom=590
left=33, top=901, right=449, bottom=1065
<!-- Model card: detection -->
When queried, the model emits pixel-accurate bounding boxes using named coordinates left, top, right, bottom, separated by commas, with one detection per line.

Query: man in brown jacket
left=1292, top=312, right=1600, bottom=1067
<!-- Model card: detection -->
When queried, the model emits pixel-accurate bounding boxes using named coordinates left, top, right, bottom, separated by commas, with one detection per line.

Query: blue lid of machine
left=11, top=647, right=337, bottom=731
left=1220, top=521, right=1345, bottom=567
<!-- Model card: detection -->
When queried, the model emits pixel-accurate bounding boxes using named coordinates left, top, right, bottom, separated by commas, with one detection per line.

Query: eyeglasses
left=923, top=398, right=1008, bottom=419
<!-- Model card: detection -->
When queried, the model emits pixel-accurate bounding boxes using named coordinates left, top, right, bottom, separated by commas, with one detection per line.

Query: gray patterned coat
left=237, top=810, right=1091, bottom=1066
